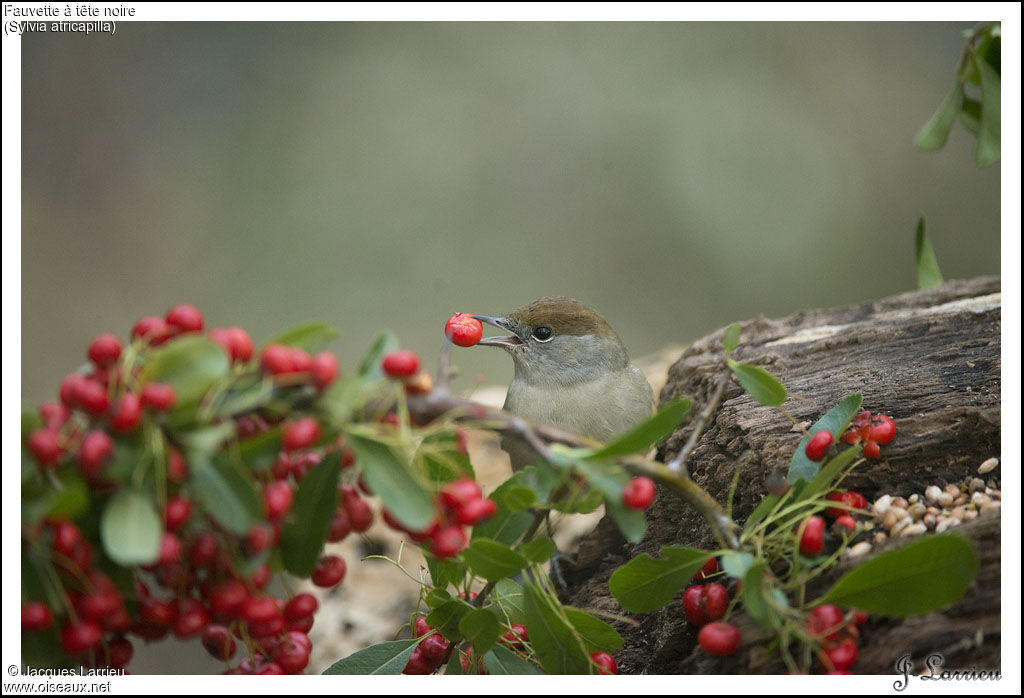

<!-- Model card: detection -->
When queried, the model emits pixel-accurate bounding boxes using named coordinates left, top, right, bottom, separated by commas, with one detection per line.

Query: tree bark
left=560, top=276, right=1002, bottom=674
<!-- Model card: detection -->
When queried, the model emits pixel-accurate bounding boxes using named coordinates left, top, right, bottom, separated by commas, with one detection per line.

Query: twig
left=667, top=371, right=731, bottom=475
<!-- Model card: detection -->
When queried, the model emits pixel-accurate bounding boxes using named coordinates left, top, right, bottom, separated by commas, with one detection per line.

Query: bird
left=472, top=296, right=655, bottom=471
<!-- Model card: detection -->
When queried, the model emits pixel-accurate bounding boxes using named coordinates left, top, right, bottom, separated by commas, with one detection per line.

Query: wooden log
left=560, top=276, right=1001, bottom=674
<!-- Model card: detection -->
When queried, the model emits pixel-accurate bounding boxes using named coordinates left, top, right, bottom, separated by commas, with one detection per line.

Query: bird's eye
left=532, top=326, right=554, bottom=342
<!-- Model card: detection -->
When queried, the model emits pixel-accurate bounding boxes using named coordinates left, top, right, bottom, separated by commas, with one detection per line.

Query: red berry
left=862, top=439, right=881, bottom=459
left=804, top=430, right=833, bottom=461
left=866, top=414, right=896, bottom=445
left=139, top=597, right=175, bottom=627
left=439, top=477, right=482, bottom=513
left=244, top=523, right=275, bottom=554
left=312, top=555, right=347, bottom=588
left=284, top=593, right=318, bottom=620
left=403, top=647, right=435, bottom=675
left=28, top=428, right=62, bottom=468
left=282, top=417, right=320, bottom=452
left=207, top=579, right=249, bottom=621
left=414, top=616, right=433, bottom=638
left=173, top=597, right=211, bottom=638
left=430, top=525, right=467, bottom=559
left=500, top=624, right=529, bottom=650
left=444, top=313, right=484, bottom=347
left=327, top=511, right=353, bottom=542
left=109, top=392, right=143, bottom=432
left=693, top=557, right=719, bottom=582
left=621, top=476, right=656, bottom=510
left=341, top=486, right=374, bottom=532
left=202, top=624, right=237, bottom=660
left=834, top=515, right=857, bottom=533
left=697, top=621, right=741, bottom=656
left=263, top=481, right=295, bottom=520
left=40, top=401, right=71, bottom=430
left=141, top=382, right=177, bottom=411
left=455, top=497, right=497, bottom=526
left=248, top=563, right=272, bottom=589
left=60, top=373, right=86, bottom=408
left=164, top=496, right=192, bottom=531
left=78, top=430, right=115, bottom=477
left=799, top=515, right=826, bottom=557
left=131, top=315, right=172, bottom=345
left=88, top=333, right=123, bottom=367
left=165, top=304, right=204, bottom=333
left=704, top=582, right=729, bottom=620
left=821, top=636, right=859, bottom=672
left=260, top=343, right=295, bottom=375
left=311, top=351, right=339, bottom=390
left=825, top=491, right=859, bottom=519
left=807, top=604, right=844, bottom=641
left=419, top=632, right=448, bottom=663
left=21, top=601, right=53, bottom=631
left=273, top=631, right=312, bottom=673
left=75, top=378, right=110, bottom=415
left=381, top=350, right=420, bottom=378
left=156, top=531, right=183, bottom=565
left=167, top=447, right=188, bottom=483
left=61, top=620, right=103, bottom=655
left=242, top=596, right=280, bottom=625
left=682, top=586, right=710, bottom=626
left=106, top=635, right=134, bottom=668
left=590, top=651, right=618, bottom=674
left=210, top=326, right=254, bottom=363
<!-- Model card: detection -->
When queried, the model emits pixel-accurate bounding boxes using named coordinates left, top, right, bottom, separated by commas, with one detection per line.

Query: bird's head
left=473, top=297, right=631, bottom=387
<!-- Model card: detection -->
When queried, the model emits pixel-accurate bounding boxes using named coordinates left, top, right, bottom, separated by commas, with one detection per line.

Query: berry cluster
left=805, top=603, right=867, bottom=673
left=382, top=477, right=496, bottom=559
left=21, top=305, right=348, bottom=674
left=841, top=411, right=896, bottom=460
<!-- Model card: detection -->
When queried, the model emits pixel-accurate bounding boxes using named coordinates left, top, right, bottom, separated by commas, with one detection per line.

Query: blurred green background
left=21, top=22, right=1000, bottom=404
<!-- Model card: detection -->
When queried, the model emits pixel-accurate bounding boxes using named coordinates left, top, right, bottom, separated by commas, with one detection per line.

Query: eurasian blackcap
left=473, top=297, right=655, bottom=470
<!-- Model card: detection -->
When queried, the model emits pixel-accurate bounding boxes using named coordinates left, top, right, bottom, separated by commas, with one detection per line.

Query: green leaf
left=139, top=336, right=230, bottom=409
left=959, top=96, right=982, bottom=135
left=522, top=582, right=590, bottom=674
left=459, top=607, right=502, bottom=656
left=520, top=536, right=557, bottom=564
left=321, top=639, right=419, bottom=675
left=915, top=217, right=944, bottom=290
left=279, top=451, right=341, bottom=577
left=346, top=432, right=434, bottom=532
left=787, top=393, right=863, bottom=485
left=722, top=322, right=741, bottom=353
left=822, top=535, right=978, bottom=616
left=472, top=469, right=550, bottom=545
left=742, top=493, right=781, bottom=536
left=426, top=599, right=472, bottom=642
left=462, top=538, right=528, bottom=582
left=727, top=360, right=787, bottom=407
left=482, top=644, right=544, bottom=675
left=100, top=490, right=162, bottom=566
left=233, top=427, right=283, bottom=474
left=914, top=83, right=963, bottom=151
left=192, top=454, right=261, bottom=535
left=502, top=487, right=537, bottom=513
left=564, top=607, right=623, bottom=653
left=427, top=558, right=465, bottom=590
left=609, top=545, right=709, bottom=612
left=573, top=459, right=646, bottom=543
left=492, top=579, right=526, bottom=625
left=741, top=562, right=776, bottom=630
left=586, top=397, right=692, bottom=460
left=974, top=53, right=1000, bottom=166
left=264, top=321, right=339, bottom=354
left=720, top=550, right=756, bottom=579
left=357, top=330, right=399, bottom=379
left=801, top=444, right=862, bottom=503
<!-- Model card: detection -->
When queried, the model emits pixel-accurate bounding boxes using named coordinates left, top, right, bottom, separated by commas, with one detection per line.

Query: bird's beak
left=473, top=315, right=525, bottom=348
